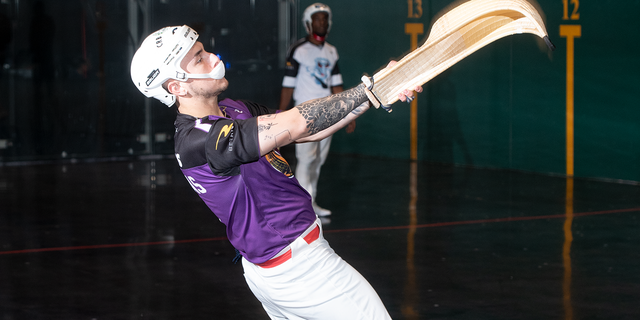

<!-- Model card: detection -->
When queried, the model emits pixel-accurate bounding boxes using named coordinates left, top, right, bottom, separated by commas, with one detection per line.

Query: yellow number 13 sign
left=408, top=0, right=422, bottom=18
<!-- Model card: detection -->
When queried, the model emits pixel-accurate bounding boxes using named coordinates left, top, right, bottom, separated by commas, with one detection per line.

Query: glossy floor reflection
left=1, top=155, right=639, bottom=319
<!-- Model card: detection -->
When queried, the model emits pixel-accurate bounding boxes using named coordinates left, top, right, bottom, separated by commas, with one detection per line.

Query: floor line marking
left=1, top=207, right=638, bottom=255
left=0, top=237, right=227, bottom=255
left=326, top=207, right=640, bottom=234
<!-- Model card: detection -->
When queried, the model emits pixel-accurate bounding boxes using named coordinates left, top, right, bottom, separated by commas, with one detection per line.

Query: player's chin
left=208, top=77, right=229, bottom=89
left=218, top=78, right=229, bottom=91
left=213, top=78, right=230, bottom=96
left=200, top=78, right=229, bottom=97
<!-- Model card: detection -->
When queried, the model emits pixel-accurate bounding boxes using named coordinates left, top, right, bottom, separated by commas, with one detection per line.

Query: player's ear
left=165, top=80, right=187, bottom=97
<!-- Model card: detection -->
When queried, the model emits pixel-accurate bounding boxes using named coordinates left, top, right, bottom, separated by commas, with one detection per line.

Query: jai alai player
left=130, top=24, right=419, bottom=319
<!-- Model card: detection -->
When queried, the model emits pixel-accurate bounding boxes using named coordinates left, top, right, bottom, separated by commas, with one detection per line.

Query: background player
left=131, top=25, right=420, bottom=319
left=279, top=3, right=352, bottom=217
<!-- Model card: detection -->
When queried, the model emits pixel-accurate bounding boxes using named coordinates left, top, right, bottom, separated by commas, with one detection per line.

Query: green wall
left=303, top=0, right=640, bottom=182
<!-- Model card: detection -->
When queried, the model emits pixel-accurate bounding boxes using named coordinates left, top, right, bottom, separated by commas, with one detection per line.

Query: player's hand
left=386, top=60, right=423, bottom=103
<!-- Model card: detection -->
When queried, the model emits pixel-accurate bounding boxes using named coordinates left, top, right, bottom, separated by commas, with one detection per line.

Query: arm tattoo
left=258, top=122, right=276, bottom=133
left=296, top=84, right=369, bottom=135
left=350, top=102, right=368, bottom=116
left=274, top=130, right=293, bottom=149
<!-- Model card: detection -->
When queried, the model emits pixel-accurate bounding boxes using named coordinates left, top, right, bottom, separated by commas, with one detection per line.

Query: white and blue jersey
left=282, top=38, right=343, bottom=105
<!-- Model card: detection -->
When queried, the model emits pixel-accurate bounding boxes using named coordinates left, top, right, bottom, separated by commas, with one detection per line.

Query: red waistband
left=257, top=224, right=320, bottom=269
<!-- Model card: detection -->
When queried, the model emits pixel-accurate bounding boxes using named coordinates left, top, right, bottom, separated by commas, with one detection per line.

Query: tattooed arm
left=256, top=60, right=422, bottom=156
left=256, top=84, right=369, bottom=156
left=296, top=101, right=369, bottom=143
left=297, top=83, right=420, bottom=143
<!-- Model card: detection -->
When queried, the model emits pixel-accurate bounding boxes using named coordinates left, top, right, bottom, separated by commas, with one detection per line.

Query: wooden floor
left=1, top=153, right=639, bottom=319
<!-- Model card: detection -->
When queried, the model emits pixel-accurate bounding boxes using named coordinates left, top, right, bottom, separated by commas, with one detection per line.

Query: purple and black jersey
left=174, top=98, right=317, bottom=264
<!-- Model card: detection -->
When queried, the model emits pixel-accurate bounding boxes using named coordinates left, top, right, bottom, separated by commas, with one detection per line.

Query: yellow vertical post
left=405, top=23, right=423, bottom=161
left=402, top=22, right=423, bottom=320
left=559, top=25, right=581, bottom=176
left=560, top=23, right=580, bottom=320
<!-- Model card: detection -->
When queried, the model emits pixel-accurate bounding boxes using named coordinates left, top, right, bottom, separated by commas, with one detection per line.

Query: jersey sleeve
left=282, top=43, right=301, bottom=88
left=205, top=117, right=261, bottom=176
left=240, top=100, right=278, bottom=117
left=282, top=57, right=299, bottom=88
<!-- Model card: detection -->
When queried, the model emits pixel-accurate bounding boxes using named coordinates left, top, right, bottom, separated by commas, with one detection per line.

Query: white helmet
left=303, top=3, right=332, bottom=35
left=130, top=25, right=225, bottom=107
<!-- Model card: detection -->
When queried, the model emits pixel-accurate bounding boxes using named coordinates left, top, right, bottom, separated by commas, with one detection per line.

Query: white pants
left=295, top=136, right=332, bottom=203
left=242, top=219, right=391, bottom=320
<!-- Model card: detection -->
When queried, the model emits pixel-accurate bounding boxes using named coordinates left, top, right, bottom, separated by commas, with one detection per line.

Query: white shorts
left=242, top=219, right=392, bottom=320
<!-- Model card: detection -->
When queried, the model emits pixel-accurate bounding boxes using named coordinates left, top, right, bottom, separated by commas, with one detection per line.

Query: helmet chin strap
left=312, top=33, right=326, bottom=43
left=183, top=61, right=226, bottom=80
